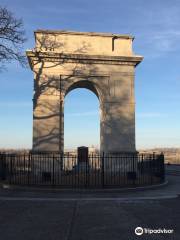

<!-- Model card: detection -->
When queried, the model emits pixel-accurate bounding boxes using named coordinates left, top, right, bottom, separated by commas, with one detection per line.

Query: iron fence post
left=152, top=152, right=155, bottom=184
left=9, top=154, right=13, bottom=185
left=150, top=154, right=153, bottom=184
left=160, top=152, right=165, bottom=182
left=52, top=154, right=55, bottom=186
left=28, top=153, right=30, bottom=185
left=101, top=152, right=105, bottom=188
left=132, top=154, right=135, bottom=185
left=0, top=153, right=7, bottom=181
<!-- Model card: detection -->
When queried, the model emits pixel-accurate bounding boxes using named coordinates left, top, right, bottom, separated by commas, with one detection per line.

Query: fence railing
left=0, top=152, right=165, bottom=188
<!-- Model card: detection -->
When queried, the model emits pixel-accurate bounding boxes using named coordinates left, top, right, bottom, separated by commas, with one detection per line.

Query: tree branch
left=0, top=6, right=27, bottom=69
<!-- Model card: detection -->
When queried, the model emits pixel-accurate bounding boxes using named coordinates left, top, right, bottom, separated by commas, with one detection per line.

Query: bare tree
left=0, top=6, right=27, bottom=69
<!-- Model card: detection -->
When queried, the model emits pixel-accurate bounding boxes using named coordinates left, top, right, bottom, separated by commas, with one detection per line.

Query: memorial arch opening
left=64, top=87, right=100, bottom=150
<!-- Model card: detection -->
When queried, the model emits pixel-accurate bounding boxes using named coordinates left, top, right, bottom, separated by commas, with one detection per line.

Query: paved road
left=0, top=174, right=180, bottom=240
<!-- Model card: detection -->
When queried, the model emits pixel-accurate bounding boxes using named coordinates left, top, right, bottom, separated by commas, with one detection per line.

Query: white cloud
left=136, top=112, right=167, bottom=118
left=151, top=30, right=180, bottom=52
left=66, top=111, right=167, bottom=118
left=65, top=110, right=98, bottom=117
left=0, top=102, right=32, bottom=107
left=136, top=29, right=180, bottom=59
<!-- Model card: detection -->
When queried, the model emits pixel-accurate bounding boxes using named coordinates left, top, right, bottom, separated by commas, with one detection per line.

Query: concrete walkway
left=0, top=172, right=180, bottom=240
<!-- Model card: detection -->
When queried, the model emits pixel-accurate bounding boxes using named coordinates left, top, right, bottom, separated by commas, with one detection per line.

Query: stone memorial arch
left=26, top=30, right=143, bottom=153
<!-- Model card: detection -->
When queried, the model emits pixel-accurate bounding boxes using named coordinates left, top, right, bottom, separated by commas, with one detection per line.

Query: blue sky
left=0, top=0, right=180, bottom=149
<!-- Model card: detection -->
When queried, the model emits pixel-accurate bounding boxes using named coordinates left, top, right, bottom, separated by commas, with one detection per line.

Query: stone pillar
left=32, top=75, right=62, bottom=152
left=33, top=96, right=61, bottom=151
left=100, top=102, right=135, bottom=153
left=100, top=71, right=136, bottom=153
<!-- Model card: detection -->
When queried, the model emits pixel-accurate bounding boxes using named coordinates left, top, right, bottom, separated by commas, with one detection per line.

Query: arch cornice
left=26, top=51, right=143, bottom=70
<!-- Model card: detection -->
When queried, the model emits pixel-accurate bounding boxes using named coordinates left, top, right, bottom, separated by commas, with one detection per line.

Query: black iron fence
left=0, top=152, right=165, bottom=188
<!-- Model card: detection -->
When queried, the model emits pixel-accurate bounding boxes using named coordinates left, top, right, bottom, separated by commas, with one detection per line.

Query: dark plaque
left=77, top=146, right=88, bottom=163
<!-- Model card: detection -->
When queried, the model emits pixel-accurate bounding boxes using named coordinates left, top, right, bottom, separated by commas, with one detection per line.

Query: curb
left=0, top=180, right=168, bottom=194
left=0, top=194, right=178, bottom=202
